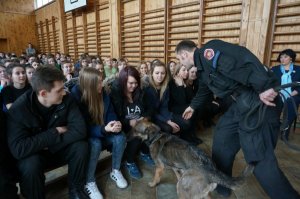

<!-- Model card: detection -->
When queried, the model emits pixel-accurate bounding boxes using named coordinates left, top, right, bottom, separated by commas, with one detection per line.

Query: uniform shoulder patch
left=204, top=48, right=215, bottom=61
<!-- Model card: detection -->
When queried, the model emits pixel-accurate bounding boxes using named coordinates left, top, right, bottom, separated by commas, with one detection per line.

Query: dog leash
left=243, top=82, right=300, bottom=152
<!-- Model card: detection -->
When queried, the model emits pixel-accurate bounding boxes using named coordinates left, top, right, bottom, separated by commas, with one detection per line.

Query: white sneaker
left=85, top=182, right=103, bottom=199
left=110, top=169, right=128, bottom=189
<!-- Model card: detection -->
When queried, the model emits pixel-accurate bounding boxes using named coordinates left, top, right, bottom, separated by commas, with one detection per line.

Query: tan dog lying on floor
left=129, top=119, right=254, bottom=199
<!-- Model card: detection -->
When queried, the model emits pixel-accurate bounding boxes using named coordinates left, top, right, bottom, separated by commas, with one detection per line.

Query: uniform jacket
left=6, top=90, right=87, bottom=160
left=271, top=64, right=300, bottom=95
left=71, top=84, right=118, bottom=138
left=190, top=39, right=279, bottom=110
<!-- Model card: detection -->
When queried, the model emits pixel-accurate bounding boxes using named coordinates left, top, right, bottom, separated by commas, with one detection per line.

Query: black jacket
left=0, top=94, right=11, bottom=164
left=6, top=90, right=87, bottom=160
left=190, top=39, right=279, bottom=110
left=168, top=79, right=193, bottom=114
left=109, top=80, right=151, bottom=132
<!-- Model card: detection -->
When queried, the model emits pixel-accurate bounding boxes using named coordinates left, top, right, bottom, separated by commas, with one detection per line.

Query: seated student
left=31, top=60, right=40, bottom=70
left=168, top=64, right=202, bottom=145
left=0, top=64, right=10, bottom=92
left=144, top=59, right=180, bottom=134
left=111, top=58, right=118, bottom=75
left=19, top=56, right=27, bottom=65
left=167, top=61, right=176, bottom=78
left=27, top=56, right=36, bottom=65
left=0, top=94, right=19, bottom=199
left=47, top=56, right=56, bottom=68
left=116, top=58, right=127, bottom=77
left=71, top=68, right=127, bottom=199
left=109, top=66, right=154, bottom=179
left=25, top=65, right=35, bottom=85
left=61, top=61, right=75, bottom=81
left=104, top=57, right=117, bottom=78
left=138, top=62, right=149, bottom=78
left=2, top=63, right=31, bottom=110
left=272, top=49, right=300, bottom=140
left=6, top=67, right=89, bottom=199
left=94, top=60, right=105, bottom=75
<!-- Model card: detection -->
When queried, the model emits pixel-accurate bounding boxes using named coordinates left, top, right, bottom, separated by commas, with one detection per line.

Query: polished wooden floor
left=43, top=125, right=300, bottom=199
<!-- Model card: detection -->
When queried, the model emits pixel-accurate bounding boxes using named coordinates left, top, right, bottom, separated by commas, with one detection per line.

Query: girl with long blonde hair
left=145, top=59, right=180, bottom=134
left=71, top=67, right=128, bottom=199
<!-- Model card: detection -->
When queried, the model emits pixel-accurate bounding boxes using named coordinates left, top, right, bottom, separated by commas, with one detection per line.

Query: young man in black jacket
left=6, top=66, right=89, bottom=199
left=175, top=40, right=300, bottom=199
left=0, top=94, right=19, bottom=199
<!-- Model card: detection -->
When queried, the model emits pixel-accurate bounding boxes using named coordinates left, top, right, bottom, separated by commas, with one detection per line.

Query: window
left=34, top=0, right=54, bottom=9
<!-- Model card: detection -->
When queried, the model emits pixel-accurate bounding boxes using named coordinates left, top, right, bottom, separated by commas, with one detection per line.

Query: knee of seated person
left=18, top=155, right=43, bottom=175
left=68, top=141, right=88, bottom=156
left=112, top=132, right=126, bottom=144
left=89, top=137, right=102, bottom=147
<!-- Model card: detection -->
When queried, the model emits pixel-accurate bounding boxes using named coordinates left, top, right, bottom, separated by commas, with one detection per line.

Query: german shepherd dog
left=129, top=119, right=254, bottom=199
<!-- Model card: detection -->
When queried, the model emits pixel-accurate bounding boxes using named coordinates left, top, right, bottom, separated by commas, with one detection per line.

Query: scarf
left=280, top=63, right=294, bottom=99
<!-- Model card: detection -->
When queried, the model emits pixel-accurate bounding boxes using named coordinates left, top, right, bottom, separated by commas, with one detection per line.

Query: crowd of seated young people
left=0, top=49, right=270, bottom=199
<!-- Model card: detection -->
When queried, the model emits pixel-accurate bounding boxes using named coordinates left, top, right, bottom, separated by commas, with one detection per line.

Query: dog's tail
left=208, top=164, right=255, bottom=190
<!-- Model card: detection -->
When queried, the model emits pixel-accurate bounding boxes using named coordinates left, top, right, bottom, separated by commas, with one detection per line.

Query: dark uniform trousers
left=17, top=140, right=88, bottom=199
left=212, top=97, right=300, bottom=199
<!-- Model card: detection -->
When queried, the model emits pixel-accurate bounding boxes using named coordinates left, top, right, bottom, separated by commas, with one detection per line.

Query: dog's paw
left=148, top=181, right=157, bottom=187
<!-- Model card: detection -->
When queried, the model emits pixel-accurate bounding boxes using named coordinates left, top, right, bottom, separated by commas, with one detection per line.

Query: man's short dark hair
left=175, top=40, right=197, bottom=54
left=31, top=66, right=65, bottom=93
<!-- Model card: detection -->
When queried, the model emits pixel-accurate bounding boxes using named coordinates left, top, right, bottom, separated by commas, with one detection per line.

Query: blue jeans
left=86, top=132, right=126, bottom=183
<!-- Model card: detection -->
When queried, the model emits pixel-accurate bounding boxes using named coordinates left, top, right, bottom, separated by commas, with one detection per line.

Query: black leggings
left=125, top=137, right=149, bottom=163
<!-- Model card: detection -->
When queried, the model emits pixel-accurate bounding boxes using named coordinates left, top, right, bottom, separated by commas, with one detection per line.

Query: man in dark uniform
left=175, top=39, right=300, bottom=199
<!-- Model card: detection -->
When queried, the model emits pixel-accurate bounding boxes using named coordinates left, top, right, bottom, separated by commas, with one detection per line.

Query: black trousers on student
left=0, top=111, right=19, bottom=199
left=17, top=141, right=88, bottom=199
left=0, top=157, right=19, bottom=199
left=212, top=99, right=300, bottom=199
left=125, top=137, right=150, bottom=163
